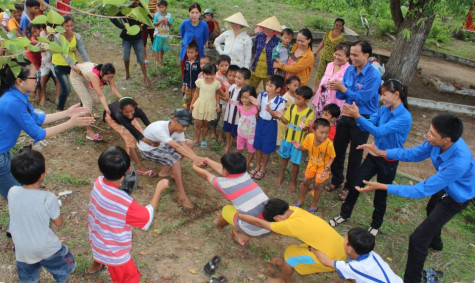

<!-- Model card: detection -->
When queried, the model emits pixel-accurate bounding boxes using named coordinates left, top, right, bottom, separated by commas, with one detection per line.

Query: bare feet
left=178, top=197, right=194, bottom=209
left=223, top=147, right=229, bottom=154
left=267, top=278, right=283, bottom=283
left=287, top=183, right=296, bottom=192
left=144, top=77, right=152, bottom=87
left=275, top=175, right=284, bottom=186
left=123, top=75, right=131, bottom=81
left=210, top=134, right=216, bottom=140
left=231, top=229, right=250, bottom=246
left=212, top=218, right=225, bottom=231
left=268, top=257, right=284, bottom=266
left=87, top=261, right=103, bottom=274
left=217, top=136, right=224, bottom=142
left=158, top=168, right=174, bottom=179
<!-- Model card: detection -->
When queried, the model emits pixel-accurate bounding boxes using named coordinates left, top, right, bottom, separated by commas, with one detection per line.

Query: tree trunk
left=384, top=1, right=436, bottom=84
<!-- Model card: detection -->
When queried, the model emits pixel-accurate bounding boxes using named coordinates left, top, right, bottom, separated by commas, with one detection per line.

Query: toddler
left=197, top=55, right=212, bottom=79
left=276, top=75, right=300, bottom=150
left=152, top=0, right=173, bottom=64
left=236, top=85, right=258, bottom=169
left=272, top=28, right=293, bottom=77
left=210, top=54, right=231, bottom=141
left=182, top=42, right=200, bottom=109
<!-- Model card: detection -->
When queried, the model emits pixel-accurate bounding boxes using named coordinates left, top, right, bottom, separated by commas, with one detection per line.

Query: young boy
left=272, top=28, right=293, bottom=77
left=39, top=26, right=60, bottom=106
left=20, top=0, right=40, bottom=37
left=312, top=227, right=402, bottom=282
left=276, top=76, right=300, bottom=151
left=209, top=54, right=231, bottom=141
left=292, top=118, right=335, bottom=212
left=152, top=0, right=173, bottom=64
left=197, top=55, right=212, bottom=79
left=9, top=149, right=76, bottom=282
left=222, top=67, right=251, bottom=153
left=192, top=152, right=270, bottom=246
left=276, top=86, right=314, bottom=191
left=321, top=103, right=340, bottom=141
left=88, top=146, right=170, bottom=281
left=250, top=75, right=286, bottom=180
left=226, top=64, right=240, bottom=85
left=25, top=23, right=42, bottom=102
left=182, top=42, right=200, bottom=109
left=238, top=198, right=346, bottom=282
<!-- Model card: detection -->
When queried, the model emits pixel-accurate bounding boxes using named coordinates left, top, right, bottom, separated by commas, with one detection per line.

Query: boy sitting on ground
left=88, top=146, right=170, bottom=281
left=312, top=227, right=402, bottom=282
left=9, top=149, right=76, bottom=282
left=192, top=152, right=270, bottom=246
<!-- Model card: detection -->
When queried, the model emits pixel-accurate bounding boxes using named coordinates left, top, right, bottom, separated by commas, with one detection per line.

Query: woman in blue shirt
left=179, top=3, right=208, bottom=75
left=328, top=79, right=412, bottom=236
left=0, top=59, right=94, bottom=199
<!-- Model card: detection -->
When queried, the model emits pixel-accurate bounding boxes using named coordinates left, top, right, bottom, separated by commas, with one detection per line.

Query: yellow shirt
left=283, top=104, right=314, bottom=142
left=302, top=135, right=335, bottom=173
left=52, top=34, right=77, bottom=66
left=7, top=18, right=19, bottom=32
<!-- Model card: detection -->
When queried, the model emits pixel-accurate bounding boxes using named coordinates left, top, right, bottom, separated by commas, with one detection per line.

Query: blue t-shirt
left=19, top=14, right=31, bottom=37
left=179, top=19, right=208, bottom=60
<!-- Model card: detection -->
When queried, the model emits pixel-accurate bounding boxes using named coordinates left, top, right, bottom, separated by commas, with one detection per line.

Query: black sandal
left=209, top=276, right=228, bottom=283
left=204, top=256, right=221, bottom=276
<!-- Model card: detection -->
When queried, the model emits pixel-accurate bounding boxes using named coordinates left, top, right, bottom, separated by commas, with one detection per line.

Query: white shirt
left=137, top=121, right=186, bottom=152
left=214, top=30, right=252, bottom=68
left=257, top=92, right=286, bottom=121
left=334, top=251, right=403, bottom=283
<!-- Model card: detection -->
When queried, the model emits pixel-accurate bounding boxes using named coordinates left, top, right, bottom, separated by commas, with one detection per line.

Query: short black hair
left=295, top=86, right=313, bottom=100
left=200, top=55, right=212, bottom=63
left=352, top=40, right=372, bottom=56
left=28, top=23, right=42, bottom=33
left=323, top=103, right=341, bottom=118
left=157, top=0, right=168, bottom=6
left=347, top=227, right=375, bottom=255
left=220, top=152, right=247, bottom=174
left=216, top=54, right=231, bottom=65
left=285, top=75, right=300, bottom=85
left=119, top=97, right=138, bottom=109
left=314, top=118, right=330, bottom=130
left=228, top=65, right=240, bottom=73
left=263, top=199, right=289, bottom=222
left=26, top=0, right=40, bottom=8
left=281, top=28, right=293, bottom=37
left=62, top=15, right=74, bottom=25
left=237, top=84, right=257, bottom=104
left=237, top=67, right=251, bottom=80
left=11, top=149, right=45, bottom=185
left=432, top=114, right=463, bottom=142
left=187, top=41, right=199, bottom=52
left=268, top=75, right=284, bottom=90
left=202, top=62, right=217, bottom=75
left=98, top=146, right=130, bottom=181
left=14, top=3, right=24, bottom=11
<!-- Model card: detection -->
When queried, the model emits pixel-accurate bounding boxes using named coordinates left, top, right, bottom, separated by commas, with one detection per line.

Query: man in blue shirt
left=325, top=41, right=381, bottom=200
left=355, top=114, right=474, bottom=283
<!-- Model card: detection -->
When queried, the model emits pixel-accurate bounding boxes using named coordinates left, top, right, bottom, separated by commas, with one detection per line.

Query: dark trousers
left=404, top=191, right=470, bottom=283
left=331, top=116, right=370, bottom=188
left=340, top=154, right=399, bottom=229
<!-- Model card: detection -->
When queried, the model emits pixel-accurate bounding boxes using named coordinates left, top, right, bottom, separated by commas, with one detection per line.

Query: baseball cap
left=174, top=109, right=193, bottom=126
left=204, top=9, right=213, bottom=15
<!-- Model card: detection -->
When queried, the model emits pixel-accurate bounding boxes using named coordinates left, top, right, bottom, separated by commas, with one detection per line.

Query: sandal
left=209, top=276, right=228, bottom=283
left=293, top=202, right=302, bottom=208
left=307, top=208, right=318, bottom=214
left=248, top=169, right=257, bottom=178
left=253, top=170, right=266, bottom=180
left=136, top=169, right=157, bottom=177
left=200, top=141, right=208, bottom=149
left=338, top=188, right=349, bottom=201
left=329, top=216, right=347, bottom=227
left=324, top=183, right=342, bottom=192
left=86, top=134, right=104, bottom=142
left=204, top=255, right=221, bottom=276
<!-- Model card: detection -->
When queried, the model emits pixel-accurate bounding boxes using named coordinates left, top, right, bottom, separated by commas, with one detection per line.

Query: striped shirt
left=283, top=104, right=314, bottom=142
left=88, top=177, right=154, bottom=266
left=257, top=92, right=286, bottom=121
left=223, top=84, right=241, bottom=125
left=212, top=173, right=270, bottom=236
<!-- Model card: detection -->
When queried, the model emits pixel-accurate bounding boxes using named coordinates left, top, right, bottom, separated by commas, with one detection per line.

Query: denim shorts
left=122, top=38, right=145, bottom=63
left=0, top=152, right=20, bottom=200
left=16, top=244, right=77, bottom=283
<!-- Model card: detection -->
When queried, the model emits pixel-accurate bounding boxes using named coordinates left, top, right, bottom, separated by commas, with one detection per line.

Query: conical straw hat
left=257, top=16, right=282, bottom=32
left=224, top=12, right=249, bottom=28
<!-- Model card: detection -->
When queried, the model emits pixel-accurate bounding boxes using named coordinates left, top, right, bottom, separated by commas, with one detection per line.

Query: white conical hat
left=224, top=12, right=249, bottom=28
left=256, top=16, right=282, bottom=32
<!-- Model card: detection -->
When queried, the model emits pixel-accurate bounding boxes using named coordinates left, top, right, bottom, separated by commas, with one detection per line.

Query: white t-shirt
left=334, top=251, right=403, bottom=283
left=257, top=92, right=286, bottom=121
left=137, top=120, right=186, bottom=152
left=8, top=186, right=62, bottom=264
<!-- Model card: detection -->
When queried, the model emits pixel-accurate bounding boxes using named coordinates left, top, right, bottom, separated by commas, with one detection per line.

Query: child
left=9, top=149, right=76, bottom=282
left=217, top=64, right=239, bottom=143
left=20, top=0, right=40, bottom=37
left=226, top=64, right=240, bottom=85
left=39, top=26, right=60, bottom=106
left=152, top=0, right=173, bottom=64
left=25, top=23, right=42, bottom=101
left=197, top=55, right=211, bottom=79
left=276, top=75, right=300, bottom=150
left=312, top=227, right=403, bottom=282
left=203, top=9, right=220, bottom=49
left=276, top=86, right=314, bottom=191
left=210, top=54, right=231, bottom=141
left=236, top=85, right=258, bottom=169
left=87, top=146, right=170, bottom=280
left=182, top=42, right=200, bottom=109
left=192, top=152, right=271, bottom=246
left=249, top=75, right=286, bottom=180
left=321, top=103, right=340, bottom=141
left=272, top=27, right=293, bottom=77
left=222, top=67, right=251, bottom=153
left=291, top=118, right=335, bottom=213
left=7, top=4, right=23, bottom=37
left=191, top=62, right=223, bottom=148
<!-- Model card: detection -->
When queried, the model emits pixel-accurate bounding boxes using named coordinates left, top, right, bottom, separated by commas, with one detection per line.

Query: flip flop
left=86, top=134, right=104, bottom=142
left=248, top=169, right=257, bottom=178
left=204, top=255, right=221, bottom=276
left=201, top=141, right=208, bottom=149
left=253, top=170, right=265, bottom=180
left=307, top=208, right=318, bottom=214
left=293, top=202, right=302, bottom=208
left=338, top=188, right=349, bottom=201
left=87, top=263, right=106, bottom=274
left=136, top=169, right=157, bottom=177
left=209, top=276, right=228, bottom=283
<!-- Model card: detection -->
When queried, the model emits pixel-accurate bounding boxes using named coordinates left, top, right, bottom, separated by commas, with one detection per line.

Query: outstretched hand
left=356, top=142, right=385, bottom=157
left=69, top=114, right=95, bottom=127
left=66, top=103, right=89, bottom=118
left=341, top=102, right=360, bottom=119
left=155, top=179, right=170, bottom=193
left=355, top=180, right=387, bottom=193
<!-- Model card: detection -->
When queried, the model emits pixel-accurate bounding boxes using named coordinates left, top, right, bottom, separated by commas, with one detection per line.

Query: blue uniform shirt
left=336, top=63, right=381, bottom=116
left=387, top=138, right=475, bottom=203
left=0, top=86, right=46, bottom=153
left=179, top=19, right=208, bottom=60
left=356, top=103, right=412, bottom=150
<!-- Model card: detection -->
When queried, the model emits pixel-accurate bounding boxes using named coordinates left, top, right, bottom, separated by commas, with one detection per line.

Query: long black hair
left=298, top=28, right=313, bottom=51
left=380, top=79, right=409, bottom=110
left=237, top=85, right=257, bottom=105
left=0, top=59, right=32, bottom=96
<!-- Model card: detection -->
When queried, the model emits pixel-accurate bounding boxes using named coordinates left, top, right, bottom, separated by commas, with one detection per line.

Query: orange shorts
left=108, top=259, right=141, bottom=283
left=304, top=165, right=330, bottom=184
left=105, top=114, right=143, bottom=150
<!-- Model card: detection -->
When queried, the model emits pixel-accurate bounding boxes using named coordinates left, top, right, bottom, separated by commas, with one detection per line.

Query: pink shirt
left=312, top=62, right=350, bottom=115
left=237, top=104, right=258, bottom=139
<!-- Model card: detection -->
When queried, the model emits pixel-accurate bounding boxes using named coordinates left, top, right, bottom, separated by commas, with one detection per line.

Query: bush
left=306, top=17, right=332, bottom=31
left=428, top=22, right=452, bottom=44
left=375, top=18, right=397, bottom=36
left=461, top=200, right=475, bottom=230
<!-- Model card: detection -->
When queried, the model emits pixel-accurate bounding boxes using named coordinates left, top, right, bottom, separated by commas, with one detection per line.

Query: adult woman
left=53, top=15, right=90, bottom=111
left=312, top=43, right=350, bottom=117
left=179, top=3, right=208, bottom=75
left=313, top=18, right=345, bottom=92
left=70, top=62, right=122, bottom=141
left=274, top=28, right=315, bottom=86
left=214, top=12, right=252, bottom=68
left=249, top=16, right=281, bottom=90
left=0, top=59, right=93, bottom=199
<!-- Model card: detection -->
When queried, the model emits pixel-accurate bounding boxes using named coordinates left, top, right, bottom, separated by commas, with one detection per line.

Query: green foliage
left=375, top=18, right=397, bottom=36
left=426, top=20, right=452, bottom=45
left=461, top=201, right=475, bottom=230
left=53, top=173, right=90, bottom=186
left=156, top=55, right=182, bottom=89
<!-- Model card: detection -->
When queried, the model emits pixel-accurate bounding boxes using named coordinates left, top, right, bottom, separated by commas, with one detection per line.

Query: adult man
left=326, top=41, right=381, bottom=200
left=356, top=114, right=474, bottom=283
left=137, top=109, right=206, bottom=208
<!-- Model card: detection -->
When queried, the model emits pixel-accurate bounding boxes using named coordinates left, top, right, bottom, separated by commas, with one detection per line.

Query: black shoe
left=429, top=241, right=443, bottom=251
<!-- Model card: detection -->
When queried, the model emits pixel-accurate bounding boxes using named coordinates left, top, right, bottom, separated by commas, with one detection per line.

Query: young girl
left=191, top=62, right=223, bottom=148
left=276, top=75, right=300, bottom=150
left=236, top=85, right=258, bottom=169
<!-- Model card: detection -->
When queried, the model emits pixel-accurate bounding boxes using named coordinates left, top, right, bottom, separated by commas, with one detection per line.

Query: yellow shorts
left=221, top=205, right=237, bottom=228
left=284, top=244, right=335, bottom=274
left=304, top=166, right=330, bottom=184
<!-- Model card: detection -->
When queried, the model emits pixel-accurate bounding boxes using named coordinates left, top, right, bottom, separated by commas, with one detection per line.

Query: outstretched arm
left=149, top=179, right=169, bottom=210
left=311, top=248, right=334, bottom=268
left=192, top=164, right=215, bottom=184
left=237, top=213, right=271, bottom=230
left=167, top=140, right=205, bottom=166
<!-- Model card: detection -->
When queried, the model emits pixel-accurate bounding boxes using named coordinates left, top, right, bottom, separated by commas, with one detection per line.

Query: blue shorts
left=122, top=38, right=145, bottom=63
left=253, top=117, right=277, bottom=154
left=152, top=36, right=169, bottom=52
left=278, top=139, right=303, bottom=165
left=223, top=121, right=238, bottom=137
left=16, top=243, right=76, bottom=283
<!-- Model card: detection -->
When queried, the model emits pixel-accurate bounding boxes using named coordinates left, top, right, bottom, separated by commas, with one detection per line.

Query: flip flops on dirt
left=136, top=169, right=157, bottom=177
left=248, top=169, right=257, bottom=178
left=253, top=171, right=266, bottom=180
left=204, top=255, right=221, bottom=276
left=209, top=276, right=228, bottom=283
left=86, top=134, right=103, bottom=142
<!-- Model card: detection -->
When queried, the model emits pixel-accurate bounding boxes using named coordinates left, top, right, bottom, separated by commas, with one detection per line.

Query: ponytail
left=380, top=79, right=409, bottom=110
left=0, top=59, right=32, bottom=97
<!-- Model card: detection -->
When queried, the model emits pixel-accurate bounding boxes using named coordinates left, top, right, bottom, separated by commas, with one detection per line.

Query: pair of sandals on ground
left=248, top=169, right=265, bottom=180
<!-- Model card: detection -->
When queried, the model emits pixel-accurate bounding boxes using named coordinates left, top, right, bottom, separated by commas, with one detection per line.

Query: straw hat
left=224, top=12, right=250, bottom=28
left=257, top=16, right=282, bottom=32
